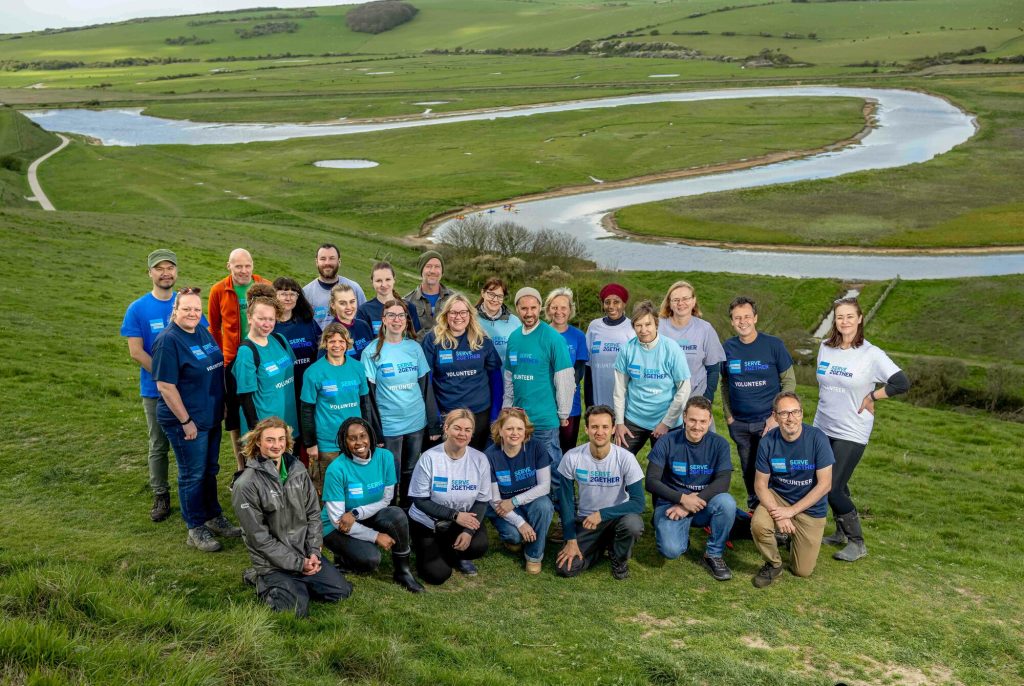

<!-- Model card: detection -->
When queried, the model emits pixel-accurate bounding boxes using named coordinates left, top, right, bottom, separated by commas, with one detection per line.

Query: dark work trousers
left=411, top=518, right=489, bottom=585
left=255, top=555, right=352, bottom=618
left=826, top=436, right=867, bottom=517
left=557, top=513, right=644, bottom=577
left=323, top=506, right=412, bottom=573
left=727, top=418, right=767, bottom=509
left=622, top=419, right=660, bottom=457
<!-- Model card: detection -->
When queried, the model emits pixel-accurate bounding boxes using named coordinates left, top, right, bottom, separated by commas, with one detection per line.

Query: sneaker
left=525, top=561, right=542, bottom=575
left=752, top=562, right=783, bottom=588
left=503, top=541, right=523, bottom=554
left=205, top=515, right=242, bottom=538
left=610, top=557, right=630, bottom=580
left=547, top=522, right=564, bottom=543
left=150, top=493, right=170, bottom=523
left=701, top=555, right=733, bottom=581
left=187, top=525, right=222, bottom=552
left=456, top=559, right=478, bottom=576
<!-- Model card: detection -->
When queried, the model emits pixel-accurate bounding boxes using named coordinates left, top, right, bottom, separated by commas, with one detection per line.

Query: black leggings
left=323, top=506, right=412, bottom=573
left=559, top=415, right=581, bottom=454
left=411, top=519, right=488, bottom=585
left=827, top=436, right=867, bottom=517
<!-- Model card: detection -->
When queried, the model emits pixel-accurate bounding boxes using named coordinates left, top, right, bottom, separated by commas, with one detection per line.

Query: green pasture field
left=615, top=75, right=1024, bottom=248
left=33, top=96, right=867, bottom=235
left=1, top=207, right=1023, bottom=685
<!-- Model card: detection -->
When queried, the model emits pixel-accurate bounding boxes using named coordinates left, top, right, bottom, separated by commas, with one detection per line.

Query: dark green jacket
left=231, top=454, right=321, bottom=575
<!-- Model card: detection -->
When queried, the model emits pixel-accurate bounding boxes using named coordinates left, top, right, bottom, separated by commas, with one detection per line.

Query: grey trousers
left=142, top=396, right=170, bottom=495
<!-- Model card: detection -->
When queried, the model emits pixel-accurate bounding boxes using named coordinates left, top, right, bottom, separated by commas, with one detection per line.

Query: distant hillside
left=0, top=107, right=58, bottom=206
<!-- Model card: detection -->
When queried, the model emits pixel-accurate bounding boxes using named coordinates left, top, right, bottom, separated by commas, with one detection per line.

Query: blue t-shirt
left=560, top=325, right=589, bottom=417
left=357, top=298, right=421, bottom=336
left=320, top=447, right=397, bottom=536
left=722, top=332, right=793, bottom=423
left=424, top=291, right=441, bottom=315
left=484, top=439, right=552, bottom=499
left=422, top=330, right=503, bottom=415
left=363, top=338, right=430, bottom=436
left=151, top=322, right=225, bottom=430
left=121, top=292, right=207, bottom=398
left=647, top=429, right=732, bottom=508
left=332, top=318, right=375, bottom=361
left=614, top=336, right=691, bottom=430
left=755, top=424, right=835, bottom=518
left=274, top=317, right=322, bottom=395
left=300, top=356, right=369, bottom=453
left=233, top=334, right=298, bottom=436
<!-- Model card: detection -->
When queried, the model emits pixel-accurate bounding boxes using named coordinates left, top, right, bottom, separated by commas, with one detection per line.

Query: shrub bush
left=346, top=1, right=419, bottom=34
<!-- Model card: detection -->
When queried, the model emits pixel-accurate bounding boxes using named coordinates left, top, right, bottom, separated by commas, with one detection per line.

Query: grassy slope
left=1, top=208, right=1022, bottom=685
left=615, top=76, right=1024, bottom=248
left=0, top=107, right=59, bottom=205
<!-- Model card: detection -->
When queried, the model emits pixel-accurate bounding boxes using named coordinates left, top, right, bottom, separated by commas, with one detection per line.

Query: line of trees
left=345, top=1, right=419, bottom=34
left=235, top=21, right=300, bottom=39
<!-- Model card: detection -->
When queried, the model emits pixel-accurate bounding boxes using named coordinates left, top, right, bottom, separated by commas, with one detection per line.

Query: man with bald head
left=209, top=248, right=271, bottom=468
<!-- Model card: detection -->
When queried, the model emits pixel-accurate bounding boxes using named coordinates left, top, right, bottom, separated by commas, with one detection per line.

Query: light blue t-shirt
left=362, top=339, right=430, bottom=436
left=614, top=336, right=691, bottom=430
left=300, top=356, right=369, bottom=453
left=232, top=334, right=298, bottom=436
left=320, top=447, right=397, bottom=536
left=478, top=309, right=522, bottom=363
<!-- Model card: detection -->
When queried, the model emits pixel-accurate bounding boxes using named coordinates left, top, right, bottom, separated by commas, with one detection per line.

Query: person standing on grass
left=272, top=278, right=323, bottom=446
left=750, top=392, right=834, bottom=588
left=208, top=248, right=271, bottom=470
left=612, top=300, right=691, bottom=456
left=408, top=410, right=492, bottom=584
left=152, top=287, right=241, bottom=553
left=122, top=249, right=206, bottom=523
left=720, top=296, right=796, bottom=509
left=585, top=283, right=636, bottom=409
left=404, top=250, right=453, bottom=340
left=646, top=396, right=736, bottom=581
left=475, top=276, right=521, bottom=364
left=232, top=417, right=352, bottom=616
left=357, top=261, right=421, bottom=337
left=814, top=297, right=910, bottom=562
left=658, top=280, right=726, bottom=427
left=304, top=243, right=366, bottom=331
left=555, top=405, right=645, bottom=580
left=544, top=287, right=589, bottom=454
left=485, top=407, right=554, bottom=575
left=320, top=417, right=424, bottom=593
left=422, top=294, right=504, bottom=450
left=328, top=283, right=375, bottom=361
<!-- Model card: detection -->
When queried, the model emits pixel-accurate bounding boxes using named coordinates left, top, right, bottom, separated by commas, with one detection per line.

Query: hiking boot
left=242, top=567, right=257, bottom=587
left=205, top=515, right=242, bottom=538
left=610, top=557, right=630, bottom=580
left=833, top=510, right=868, bottom=562
left=701, top=554, right=733, bottom=581
left=503, top=541, right=523, bottom=554
left=823, top=517, right=848, bottom=546
left=456, top=559, right=478, bottom=576
left=187, top=525, right=222, bottom=552
left=392, top=552, right=425, bottom=593
left=150, top=492, right=170, bottom=523
left=752, top=562, right=783, bottom=588
left=547, top=522, right=564, bottom=543
left=525, top=561, right=542, bottom=575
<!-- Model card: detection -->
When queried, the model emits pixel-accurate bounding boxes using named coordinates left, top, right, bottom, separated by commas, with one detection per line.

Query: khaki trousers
left=751, top=490, right=827, bottom=577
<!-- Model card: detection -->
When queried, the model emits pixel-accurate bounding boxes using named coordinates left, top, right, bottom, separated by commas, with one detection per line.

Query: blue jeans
left=488, top=497, right=555, bottom=563
left=163, top=423, right=223, bottom=529
left=653, top=492, right=736, bottom=558
left=532, top=427, right=563, bottom=504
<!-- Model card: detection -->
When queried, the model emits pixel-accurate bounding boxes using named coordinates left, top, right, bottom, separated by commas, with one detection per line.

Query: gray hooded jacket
left=231, top=454, right=322, bottom=575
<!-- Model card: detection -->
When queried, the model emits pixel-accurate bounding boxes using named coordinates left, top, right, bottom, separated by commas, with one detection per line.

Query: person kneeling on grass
left=645, top=396, right=737, bottom=581
left=750, top=391, right=834, bottom=588
left=231, top=417, right=352, bottom=617
left=320, top=417, right=424, bottom=593
left=556, top=405, right=645, bottom=580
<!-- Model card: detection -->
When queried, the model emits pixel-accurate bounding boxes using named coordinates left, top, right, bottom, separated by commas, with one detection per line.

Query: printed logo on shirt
left=677, top=339, right=698, bottom=352
left=591, top=340, right=602, bottom=354
left=494, top=336, right=508, bottom=347
left=670, top=462, right=687, bottom=476
left=264, top=362, right=280, bottom=376
left=203, top=343, right=218, bottom=354
left=432, top=476, right=448, bottom=493
left=456, top=350, right=482, bottom=362
left=314, top=306, right=328, bottom=321
left=371, top=321, right=382, bottom=335
left=744, top=360, right=770, bottom=372
left=790, top=459, right=815, bottom=471
left=643, top=367, right=669, bottom=380
left=512, top=352, right=539, bottom=365
left=826, top=365, right=853, bottom=378
left=322, top=382, right=338, bottom=397
left=439, top=350, right=454, bottom=365
left=508, top=352, right=518, bottom=365
left=514, top=467, right=535, bottom=482
left=189, top=345, right=207, bottom=360
left=148, top=319, right=165, bottom=333
left=495, top=470, right=512, bottom=486
left=575, top=468, right=589, bottom=482
left=602, top=342, right=622, bottom=353
left=627, top=363, right=642, bottom=380
left=770, top=457, right=787, bottom=473
left=690, top=464, right=713, bottom=476
left=450, top=479, right=477, bottom=491
left=586, top=470, right=620, bottom=485
left=817, top=361, right=830, bottom=376
left=289, top=336, right=313, bottom=349
left=380, top=363, right=396, bottom=378
left=728, top=359, right=742, bottom=374
left=347, top=483, right=364, bottom=498
left=365, top=479, right=384, bottom=495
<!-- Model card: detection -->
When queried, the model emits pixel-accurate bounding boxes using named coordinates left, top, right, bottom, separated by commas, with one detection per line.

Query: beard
left=318, top=264, right=338, bottom=280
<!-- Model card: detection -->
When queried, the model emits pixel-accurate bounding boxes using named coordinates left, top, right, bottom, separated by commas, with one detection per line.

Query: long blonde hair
left=432, top=294, right=485, bottom=351
left=240, top=417, right=295, bottom=459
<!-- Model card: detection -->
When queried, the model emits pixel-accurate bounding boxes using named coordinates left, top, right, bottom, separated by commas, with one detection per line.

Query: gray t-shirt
left=658, top=316, right=726, bottom=398
left=408, top=443, right=492, bottom=530
left=813, top=340, right=900, bottom=445
left=585, top=318, right=636, bottom=407
left=558, top=443, right=644, bottom=517
left=303, top=276, right=367, bottom=331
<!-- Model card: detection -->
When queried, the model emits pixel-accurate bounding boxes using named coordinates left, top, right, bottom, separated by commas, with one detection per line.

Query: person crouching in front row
left=231, top=417, right=352, bottom=617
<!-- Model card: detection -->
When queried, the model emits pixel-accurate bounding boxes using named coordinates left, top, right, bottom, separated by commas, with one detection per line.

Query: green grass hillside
left=0, top=107, right=58, bottom=205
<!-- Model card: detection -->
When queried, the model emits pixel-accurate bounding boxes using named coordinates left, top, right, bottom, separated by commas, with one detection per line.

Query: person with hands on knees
left=555, top=405, right=645, bottom=580
left=645, top=396, right=736, bottom=581
left=231, top=417, right=352, bottom=617
left=320, top=417, right=424, bottom=593
left=407, top=410, right=492, bottom=584
left=750, top=392, right=834, bottom=588
left=485, top=407, right=554, bottom=575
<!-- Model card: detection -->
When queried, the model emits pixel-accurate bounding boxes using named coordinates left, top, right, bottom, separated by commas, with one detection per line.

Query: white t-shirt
left=558, top=443, right=644, bottom=517
left=813, top=340, right=901, bottom=445
left=408, top=443, right=492, bottom=530
left=658, top=316, right=726, bottom=398
left=585, top=318, right=636, bottom=407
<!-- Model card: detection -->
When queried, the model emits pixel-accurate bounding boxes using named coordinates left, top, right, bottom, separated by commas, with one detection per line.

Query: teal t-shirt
left=614, top=336, right=691, bottom=430
left=504, top=322, right=573, bottom=431
left=233, top=282, right=252, bottom=338
left=320, top=447, right=397, bottom=536
left=233, top=335, right=298, bottom=436
left=362, top=339, right=430, bottom=436
left=300, top=356, right=369, bottom=453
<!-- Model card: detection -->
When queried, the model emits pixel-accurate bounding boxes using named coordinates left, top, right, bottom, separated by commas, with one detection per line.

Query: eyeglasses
left=670, top=296, right=694, bottom=304
left=177, top=287, right=201, bottom=295
left=774, top=409, right=803, bottom=419
left=447, top=310, right=471, bottom=319
left=483, top=291, right=504, bottom=302
left=277, top=290, right=298, bottom=297
left=384, top=312, right=407, bottom=320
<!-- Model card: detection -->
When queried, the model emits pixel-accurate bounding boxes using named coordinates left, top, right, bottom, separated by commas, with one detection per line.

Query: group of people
left=121, top=244, right=909, bottom=616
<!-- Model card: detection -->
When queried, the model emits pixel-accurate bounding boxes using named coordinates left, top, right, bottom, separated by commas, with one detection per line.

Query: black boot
left=833, top=510, right=867, bottom=562
left=392, top=551, right=425, bottom=593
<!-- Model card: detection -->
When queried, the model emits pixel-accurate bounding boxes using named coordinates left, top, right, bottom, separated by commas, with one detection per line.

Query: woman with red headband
left=585, top=283, right=635, bottom=410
